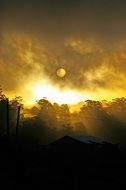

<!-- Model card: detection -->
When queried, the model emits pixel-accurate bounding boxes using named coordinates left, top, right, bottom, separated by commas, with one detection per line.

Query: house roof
left=69, top=135, right=107, bottom=145
left=49, top=135, right=110, bottom=146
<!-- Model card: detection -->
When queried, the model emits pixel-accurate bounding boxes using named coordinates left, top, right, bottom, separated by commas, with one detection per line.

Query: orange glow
left=25, top=81, right=89, bottom=105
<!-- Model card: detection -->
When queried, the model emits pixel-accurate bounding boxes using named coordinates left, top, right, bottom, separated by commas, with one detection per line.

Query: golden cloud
left=1, top=33, right=126, bottom=104
left=65, top=38, right=103, bottom=55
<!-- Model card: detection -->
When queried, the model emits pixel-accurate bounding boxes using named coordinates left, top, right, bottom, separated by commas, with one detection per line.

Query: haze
left=0, top=0, right=126, bottom=105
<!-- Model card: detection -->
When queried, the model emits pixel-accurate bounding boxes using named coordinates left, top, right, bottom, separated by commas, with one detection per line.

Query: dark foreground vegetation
left=0, top=88, right=126, bottom=189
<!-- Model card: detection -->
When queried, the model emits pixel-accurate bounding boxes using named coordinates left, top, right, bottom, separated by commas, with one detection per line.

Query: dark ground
left=0, top=137, right=126, bottom=190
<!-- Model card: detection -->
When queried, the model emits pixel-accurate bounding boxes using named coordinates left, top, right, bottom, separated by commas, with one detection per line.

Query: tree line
left=0, top=88, right=126, bottom=146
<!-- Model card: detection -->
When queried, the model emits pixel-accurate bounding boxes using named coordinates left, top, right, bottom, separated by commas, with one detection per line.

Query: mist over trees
left=0, top=88, right=126, bottom=146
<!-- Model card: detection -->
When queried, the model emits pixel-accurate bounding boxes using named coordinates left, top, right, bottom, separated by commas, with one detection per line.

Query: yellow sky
left=1, top=34, right=126, bottom=106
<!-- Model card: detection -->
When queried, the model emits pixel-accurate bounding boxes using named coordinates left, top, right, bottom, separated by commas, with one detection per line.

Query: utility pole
left=16, top=105, right=20, bottom=143
left=6, top=98, right=10, bottom=139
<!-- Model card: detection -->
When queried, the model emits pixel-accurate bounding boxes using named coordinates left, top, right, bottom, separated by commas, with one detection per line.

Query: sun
left=56, top=68, right=66, bottom=78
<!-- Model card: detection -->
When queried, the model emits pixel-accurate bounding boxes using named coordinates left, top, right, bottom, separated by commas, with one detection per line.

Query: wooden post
left=16, top=105, right=20, bottom=143
left=6, top=98, right=10, bottom=138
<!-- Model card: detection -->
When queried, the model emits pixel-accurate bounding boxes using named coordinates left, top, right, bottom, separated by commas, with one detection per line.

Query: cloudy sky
left=0, top=0, right=126, bottom=104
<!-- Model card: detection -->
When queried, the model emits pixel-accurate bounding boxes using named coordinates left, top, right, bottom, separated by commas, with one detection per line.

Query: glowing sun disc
left=57, top=68, right=66, bottom=78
